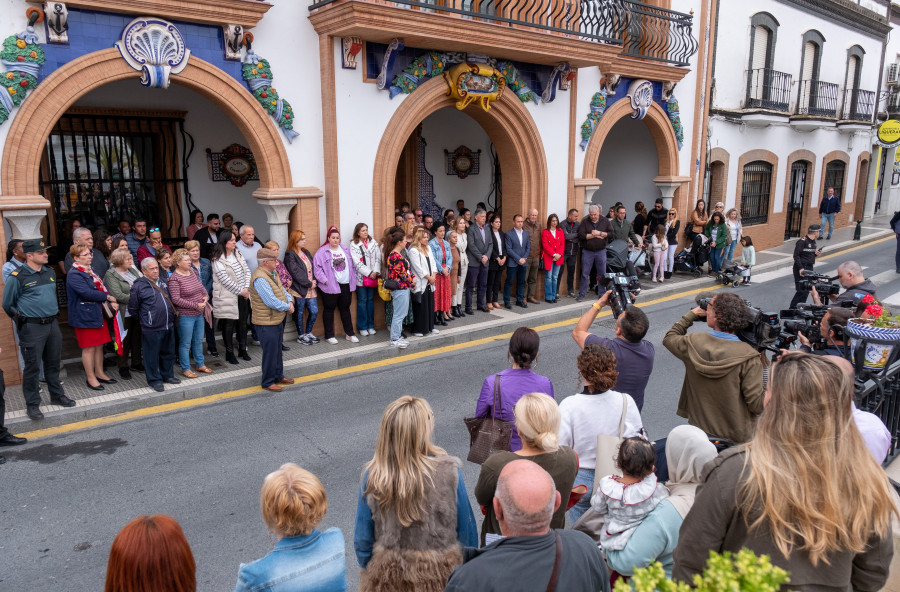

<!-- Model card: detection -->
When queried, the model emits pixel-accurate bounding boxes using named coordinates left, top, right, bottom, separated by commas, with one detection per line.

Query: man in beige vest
left=249, top=249, right=295, bottom=392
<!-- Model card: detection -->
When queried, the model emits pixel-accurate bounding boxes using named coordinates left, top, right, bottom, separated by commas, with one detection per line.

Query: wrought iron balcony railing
left=745, top=68, right=792, bottom=111
left=796, top=79, right=839, bottom=118
left=307, top=0, right=698, bottom=66
left=841, top=88, right=875, bottom=122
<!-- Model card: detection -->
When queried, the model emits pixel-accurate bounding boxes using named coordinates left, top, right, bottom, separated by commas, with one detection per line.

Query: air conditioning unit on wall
left=888, top=63, right=900, bottom=86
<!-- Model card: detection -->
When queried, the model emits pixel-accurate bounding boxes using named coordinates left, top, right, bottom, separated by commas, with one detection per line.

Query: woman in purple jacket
left=474, top=327, right=554, bottom=452
left=313, top=226, right=358, bottom=345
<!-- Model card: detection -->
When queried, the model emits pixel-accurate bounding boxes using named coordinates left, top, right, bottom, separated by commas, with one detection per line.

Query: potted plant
left=846, top=295, right=900, bottom=372
left=613, top=549, right=791, bottom=592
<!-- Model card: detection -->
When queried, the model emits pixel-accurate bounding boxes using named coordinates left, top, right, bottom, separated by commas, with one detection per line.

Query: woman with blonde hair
left=284, top=230, right=319, bottom=345
left=408, top=227, right=438, bottom=337
left=674, top=352, right=895, bottom=589
left=664, top=208, right=680, bottom=279
left=452, top=216, right=469, bottom=317
left=475, top=393, right=578, bottom=545
left=354, top=396, right=477, bottom=592
left=233, top=463, right=347, bottom=592
left=104, top=247, right=143, bottom=379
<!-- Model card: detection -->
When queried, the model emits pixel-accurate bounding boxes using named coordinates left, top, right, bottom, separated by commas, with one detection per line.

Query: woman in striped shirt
left=211, top=232, right=251, bottom=365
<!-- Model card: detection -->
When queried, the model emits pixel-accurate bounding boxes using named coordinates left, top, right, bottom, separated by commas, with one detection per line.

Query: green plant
left=612, top=549, right=791, bottom=592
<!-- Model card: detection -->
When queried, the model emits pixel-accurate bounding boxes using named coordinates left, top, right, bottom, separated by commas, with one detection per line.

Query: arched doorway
left=594, top=117, right=659, bottom=216
left=372, top=77, right=548, bottom=236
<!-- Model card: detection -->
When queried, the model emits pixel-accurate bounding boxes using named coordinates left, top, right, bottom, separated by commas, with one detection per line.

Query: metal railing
left=853, top=356, right=900, bottom=466
left=308, top=0, right=698, bottom=65
left=745, top=68, right=792, bottom=111
left=796, top=79, right=839, bottom=117
left=841, top=88, right=875, bottom=122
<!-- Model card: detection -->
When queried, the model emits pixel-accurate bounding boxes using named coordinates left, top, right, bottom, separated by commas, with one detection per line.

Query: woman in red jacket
left=541, top=213, right=565, bottom=303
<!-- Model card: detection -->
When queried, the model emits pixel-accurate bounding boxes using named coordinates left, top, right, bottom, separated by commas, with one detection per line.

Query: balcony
left=742, top=68, right=791, bottom=126
left=840, top=88, right=875, bottom=122
left=795, top=79, right=839, bottom=118
left=308, top=0, right=697, bottom=73
left=25, top=0, right=272, bottom=28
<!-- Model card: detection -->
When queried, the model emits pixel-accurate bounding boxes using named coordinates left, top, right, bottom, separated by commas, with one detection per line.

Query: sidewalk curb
left=8, top=228, right=894, bottom=433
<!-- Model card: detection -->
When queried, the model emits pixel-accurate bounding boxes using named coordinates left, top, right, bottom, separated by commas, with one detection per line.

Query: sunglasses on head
left=148, top=228, right=160, bottom=233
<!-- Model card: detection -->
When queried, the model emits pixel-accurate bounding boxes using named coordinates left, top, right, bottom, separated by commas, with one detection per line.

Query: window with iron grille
left=39, top=109, right=194, bottom=254
left=824, top=161, right=845, bottom=200
left=740, top=160, right=772, bottom=226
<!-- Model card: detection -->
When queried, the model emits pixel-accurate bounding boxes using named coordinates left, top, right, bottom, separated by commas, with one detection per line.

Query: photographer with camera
left=796, top=306, right=851, bottom=357
left=572, top=290, right=654, bottom=411
left=788, top=225, right=823, bottom=309
left=663, top=292, right=764, bottom=443
left=810, top=260, right=876, bottom=308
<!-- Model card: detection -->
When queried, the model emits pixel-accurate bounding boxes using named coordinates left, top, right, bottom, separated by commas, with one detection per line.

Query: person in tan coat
left=662, top=292, right=763, bottom=442
left=248, top=249, right=295, bottom=392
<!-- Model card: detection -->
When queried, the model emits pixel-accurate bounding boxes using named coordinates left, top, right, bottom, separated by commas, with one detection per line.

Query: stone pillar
left=653, top=176, right=692, bottom=210
left=573, top=178, right=602, bottom=215
left=865, top=147, right=894, bottom=220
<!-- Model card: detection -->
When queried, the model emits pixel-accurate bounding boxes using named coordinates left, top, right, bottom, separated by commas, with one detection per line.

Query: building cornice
left=26, top=0, right=273, bottom=28
left=774, top=0, right=891, bottom=39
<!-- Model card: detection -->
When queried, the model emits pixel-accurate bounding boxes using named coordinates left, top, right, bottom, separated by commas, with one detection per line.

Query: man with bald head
left=811, top=260, right=876, bottom=308
left=522, top=208, right=543, bottom=304
left=445, top=460, right=609, bottom=592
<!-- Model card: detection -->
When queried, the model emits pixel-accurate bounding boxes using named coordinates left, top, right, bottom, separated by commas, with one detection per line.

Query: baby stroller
left=716, top=259, right=747, bottom=287
left=673, top=234, right=710, bottom=278
left=603, top=240, right=642, bottom=294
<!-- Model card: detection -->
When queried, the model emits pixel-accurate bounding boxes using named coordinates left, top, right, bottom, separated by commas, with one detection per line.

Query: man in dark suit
left=193, top=213, right=222, bottom=260
left=504, top=214, right=530, bottom=308
left=465, top=209, right=492, bottom=313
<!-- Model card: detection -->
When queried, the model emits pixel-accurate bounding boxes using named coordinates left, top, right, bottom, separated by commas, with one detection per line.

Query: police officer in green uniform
left=2, top=239, right=76, bottom=420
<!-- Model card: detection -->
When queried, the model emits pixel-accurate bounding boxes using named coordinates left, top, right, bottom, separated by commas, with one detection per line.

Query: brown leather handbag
left=463, top=374, right=512, bottom=464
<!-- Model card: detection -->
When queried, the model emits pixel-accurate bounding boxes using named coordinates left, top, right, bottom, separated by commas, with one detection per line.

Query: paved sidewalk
left=5, top=214, right=894, bottom=429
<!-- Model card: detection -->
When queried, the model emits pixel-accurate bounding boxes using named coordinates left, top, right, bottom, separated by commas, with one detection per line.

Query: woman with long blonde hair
left=354, top=396, right=477, bottom=592
left=674, top=353, right=895, bottom=589
left=664, top=208, right=680, bottom=278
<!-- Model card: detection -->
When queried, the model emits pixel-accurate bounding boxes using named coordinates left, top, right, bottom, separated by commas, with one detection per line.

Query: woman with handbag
left=474, top=327, right=554, bottom=452
left=168, top=248, right=213, bottom=379
left=687, top=199, right=708, bottom=241
left=66, top=244, right=119, bottom=391
left=350, top=223, right=381, bottom=337
left=429, top=223, right=453, bottom=325
left=284, top=230, right=319, bottom=346
left=313, top=226, right=358, bottom=345
left=383, top=227, right=413, bottom=349
left=211, top=231, right=252, bottom=364
left=408, top=227, right=437, bottom=338
left=104, top=248, right=143, bottom=380
left=474, top=393, right=578, bottom=545
left=354, top=396, right=477, bottom=592
left=452, top=217, right=469, bottom=317
left=559, top=343, right=642, bottom=522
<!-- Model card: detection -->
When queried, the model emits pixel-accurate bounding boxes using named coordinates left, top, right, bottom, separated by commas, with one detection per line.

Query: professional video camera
left=797, top=271, right=841, bottom=296
left=780, top=304, right=829, bottom=346
left=698, top=296, right=795, bottom=352
left=600, top=272, right=641, bottom=317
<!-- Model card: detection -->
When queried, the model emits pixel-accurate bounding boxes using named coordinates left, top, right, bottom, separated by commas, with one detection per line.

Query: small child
left=650, top=226, right=668, bottom=283
left=740, top=236, right=755, bottom=285
left=590, top=437, right=669, bottom=551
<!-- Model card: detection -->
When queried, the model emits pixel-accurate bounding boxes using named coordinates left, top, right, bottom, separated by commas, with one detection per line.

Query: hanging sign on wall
left=206, top=144, right=259, bottom=187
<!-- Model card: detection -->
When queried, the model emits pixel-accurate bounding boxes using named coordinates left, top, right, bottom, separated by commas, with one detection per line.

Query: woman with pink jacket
left=313, top=226, right=358, bottom=345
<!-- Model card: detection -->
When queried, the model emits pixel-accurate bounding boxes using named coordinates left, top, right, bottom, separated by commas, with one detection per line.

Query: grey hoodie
left=835, top=279, right=876, bottom=307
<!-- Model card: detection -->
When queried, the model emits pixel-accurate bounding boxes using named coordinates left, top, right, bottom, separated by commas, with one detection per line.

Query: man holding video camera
left=663, top=292, right=764, bottom=443
left=572, top=290, right=654, bottom=410
left=797, top=306, right=851, bottom=357
left=810, top=260, right=876, bottom=308
left=788, top=224, right=823, bottom=309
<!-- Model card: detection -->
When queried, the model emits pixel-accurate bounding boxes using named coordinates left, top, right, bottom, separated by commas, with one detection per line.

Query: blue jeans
left=568, top=467, right=595, bottom=523
left=177, top=315, right=205, bottom=370
left=356, top=286, right=375, bottom=331
left=820, top=213, right=835, bottom=238
left=390, top=289, right=409, bottom=340
left=579, top=250, right=607, bottom=298
left=544, top=262, right=561, bottom=300
left=724, top=240, right=737, bottom=262
left=294, top=296, right=318, bottom=335
left=709, top=247, right=724, bottom=272
left=142, top=327, right=176, bottom=387
left=503, top=265, right=526, bottom=304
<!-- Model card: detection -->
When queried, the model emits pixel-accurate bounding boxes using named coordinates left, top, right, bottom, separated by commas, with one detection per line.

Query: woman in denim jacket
left=234, top=463, right=347, bottom=592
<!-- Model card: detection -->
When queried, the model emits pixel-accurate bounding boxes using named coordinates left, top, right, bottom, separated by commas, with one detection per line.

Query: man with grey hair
left=522, top=208, right=542, bottom=304
left=465, top=208, right=493, bottom=313
left=445, top=460, right=609, bottom=592
left=811, top=260, right=876, bottom=308
left=576, top=204, right=612, bottom=302
left=128, top=257, right=180, bottom=392
left=236, top=224, right=263, bottom=273
left=63, top=226, right=109, bottom=277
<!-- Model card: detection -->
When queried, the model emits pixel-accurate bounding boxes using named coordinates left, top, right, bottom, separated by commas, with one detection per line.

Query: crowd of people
left=92, top=298, right=895, bottom=591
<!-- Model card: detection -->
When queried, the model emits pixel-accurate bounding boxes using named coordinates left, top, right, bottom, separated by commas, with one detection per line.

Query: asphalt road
left=1, top=237, right=897, bottom=591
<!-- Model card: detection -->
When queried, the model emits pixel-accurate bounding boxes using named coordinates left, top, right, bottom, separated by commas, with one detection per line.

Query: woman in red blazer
left=541, top=213, right=565, bottom=303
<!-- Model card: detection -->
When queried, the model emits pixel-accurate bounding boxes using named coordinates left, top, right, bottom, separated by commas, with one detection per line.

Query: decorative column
left=0, top=195, right=51, bottom=239
left=653, top=176, right=692, bottom=210
left=252, top=186, right=324, bottom=249
left=574, top=178, right=602, bottom=214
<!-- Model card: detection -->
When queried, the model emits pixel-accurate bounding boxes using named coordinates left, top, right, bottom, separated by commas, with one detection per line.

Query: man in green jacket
left=662, top=292, right=763, bottom=443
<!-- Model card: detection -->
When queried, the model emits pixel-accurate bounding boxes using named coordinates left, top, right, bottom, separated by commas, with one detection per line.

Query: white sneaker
left=431, top=328, right=440, bottom=334
left=326, top=337, right=339, bottom=345
left=390, top=339, right=408, bottom=349
left=368, top=328, right=376, bottom=336
left=297, top=335, right=306, bottom=344
left=359, top=329, right=369, bottom=336
left=398, top=338, right=409, bottom=347
left=346, top=335, right=360, bottom=343
left=413, top=332, right=424, bottom=337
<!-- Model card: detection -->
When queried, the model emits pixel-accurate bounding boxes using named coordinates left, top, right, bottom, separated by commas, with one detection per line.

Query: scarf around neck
left=74, top=263, right=109, bottom=295
left=664, top=425, right=718, bottom=519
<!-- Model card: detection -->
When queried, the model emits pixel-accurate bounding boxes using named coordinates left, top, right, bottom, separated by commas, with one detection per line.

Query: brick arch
left=582, top=99, right=680, bottom=179
left=735, top=149, right=779, bottom=247
left=782, top=149, right=817, bottom=238
left=707, top=147, right=730, bottom=208
left=1, top=48, right=292, bottom=197
left=854, top=151, right=871, bottom=221
left=816, top=150, right=851, bottom=206
left=372, top=76, right=547, bottom=236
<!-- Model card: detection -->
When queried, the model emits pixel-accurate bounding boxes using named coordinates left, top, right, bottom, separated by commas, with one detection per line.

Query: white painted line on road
left=882, top=291, right=900, bottom=307
left=869, top=270, right=899, bottom=286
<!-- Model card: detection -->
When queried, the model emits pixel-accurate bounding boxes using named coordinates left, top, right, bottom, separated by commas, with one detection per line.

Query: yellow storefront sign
left=877, top=120, right=900, bottom=147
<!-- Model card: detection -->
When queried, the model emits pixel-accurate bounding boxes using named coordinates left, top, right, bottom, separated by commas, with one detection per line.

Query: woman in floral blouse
left=384, top=227, right=413, bottom=349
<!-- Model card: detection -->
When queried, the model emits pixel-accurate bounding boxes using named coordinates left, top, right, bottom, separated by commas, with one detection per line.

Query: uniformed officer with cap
left=789, top=224, right=824, bottom=309
left=2, top=239, right=76, bottom=420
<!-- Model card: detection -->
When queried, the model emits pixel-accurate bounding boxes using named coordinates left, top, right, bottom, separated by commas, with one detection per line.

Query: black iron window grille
left=824, top=160, right=845, bottom=199
left=841, top=88, right=875, bottom=122
left=39, top=111, right=194, bottom=249
left=745, top=68, right=792, bottom=111
left=740, top=160, right=772, bottom=226
left=784, top=161, right=807, bottom=240
left=796, top=79, right=839, bottom=117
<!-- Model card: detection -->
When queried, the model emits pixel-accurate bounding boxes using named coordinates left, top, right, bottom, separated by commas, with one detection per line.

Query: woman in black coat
left=283, top=230, right=320, bottom=345
left=664, top=208, right=681, bottom=279
left=486, top=213, right=507, bottom=309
